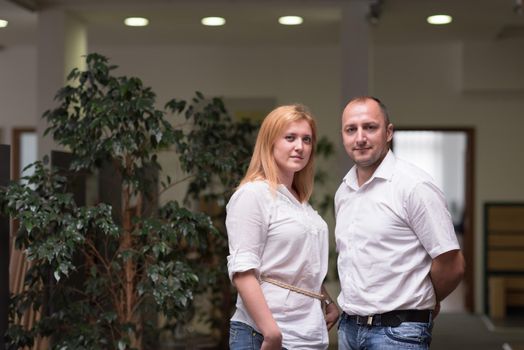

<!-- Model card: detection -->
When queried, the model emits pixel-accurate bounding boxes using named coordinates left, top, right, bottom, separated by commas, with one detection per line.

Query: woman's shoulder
left=238, top=180, right=270, bottom=192
left=229, top=180, right=272, bottom=204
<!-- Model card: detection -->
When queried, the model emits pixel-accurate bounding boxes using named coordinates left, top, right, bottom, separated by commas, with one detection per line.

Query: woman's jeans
left=338, top=312, right=433, bottom=350
left=229, top=321, right=288, bottom=350
left=229, top=321, right=264, bottom=350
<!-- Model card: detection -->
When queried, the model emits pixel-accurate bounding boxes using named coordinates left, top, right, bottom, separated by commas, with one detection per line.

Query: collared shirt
left=226, top=180, right=329, bottom=349
left=335, top=150, right=460, bottom=316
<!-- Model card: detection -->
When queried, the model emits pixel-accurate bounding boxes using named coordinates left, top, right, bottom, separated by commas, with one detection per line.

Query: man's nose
left=355, top=129, right=366, bottom=143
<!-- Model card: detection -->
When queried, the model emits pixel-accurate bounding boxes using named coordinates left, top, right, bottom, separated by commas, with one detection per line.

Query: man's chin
left=353, top=158, right=375, bottom=168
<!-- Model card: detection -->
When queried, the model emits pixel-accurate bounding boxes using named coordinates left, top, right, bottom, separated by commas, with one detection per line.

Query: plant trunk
left=121, top=187, right=142, bottom=350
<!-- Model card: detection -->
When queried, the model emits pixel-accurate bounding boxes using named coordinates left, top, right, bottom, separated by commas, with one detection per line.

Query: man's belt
left=345, top=309, right=432, bottom=327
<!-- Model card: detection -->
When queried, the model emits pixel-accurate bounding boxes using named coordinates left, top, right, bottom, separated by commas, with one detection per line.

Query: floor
left=432, top=313, right=524, bottom=350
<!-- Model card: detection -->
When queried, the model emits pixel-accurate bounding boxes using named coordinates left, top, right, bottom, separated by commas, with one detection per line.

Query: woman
left=226, top=104, right=339, bottom=349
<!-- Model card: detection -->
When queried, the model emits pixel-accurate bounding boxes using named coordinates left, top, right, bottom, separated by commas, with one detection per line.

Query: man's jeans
left=338, top=312, right=433, bottom=350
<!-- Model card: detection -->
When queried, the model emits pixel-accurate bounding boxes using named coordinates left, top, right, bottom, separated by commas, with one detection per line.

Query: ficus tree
left=0, top=53, right=257, bottom=350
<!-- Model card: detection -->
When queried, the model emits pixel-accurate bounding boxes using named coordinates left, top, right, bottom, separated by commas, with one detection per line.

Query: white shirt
left=226, top=180, right=329, bottom=349
left=335, top=150, right=460, bottom=316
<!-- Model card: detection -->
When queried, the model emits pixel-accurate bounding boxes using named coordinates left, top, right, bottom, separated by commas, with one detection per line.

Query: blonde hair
left=240, top=104, right=317, bottom=202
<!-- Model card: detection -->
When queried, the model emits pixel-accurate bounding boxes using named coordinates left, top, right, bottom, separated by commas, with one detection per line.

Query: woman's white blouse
left=226, top=181, right=329, bottom=349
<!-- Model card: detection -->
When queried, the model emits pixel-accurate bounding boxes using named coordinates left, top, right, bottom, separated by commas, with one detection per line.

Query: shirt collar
left=343, top=149, right=395, bottom=190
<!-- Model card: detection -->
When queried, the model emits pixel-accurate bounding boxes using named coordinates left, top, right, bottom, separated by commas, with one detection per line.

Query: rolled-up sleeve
left=226, top=184, right=270, bottom=282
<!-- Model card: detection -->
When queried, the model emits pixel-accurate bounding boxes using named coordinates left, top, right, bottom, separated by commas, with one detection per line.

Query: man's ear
left=386, top=123, right=394, bottom=142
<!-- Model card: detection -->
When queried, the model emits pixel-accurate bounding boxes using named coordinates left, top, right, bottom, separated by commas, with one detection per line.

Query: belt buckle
left=367, top=315, right=373, bottom=326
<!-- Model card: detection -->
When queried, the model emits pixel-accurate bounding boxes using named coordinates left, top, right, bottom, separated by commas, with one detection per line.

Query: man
left=335, top=96, right=465, bottom=350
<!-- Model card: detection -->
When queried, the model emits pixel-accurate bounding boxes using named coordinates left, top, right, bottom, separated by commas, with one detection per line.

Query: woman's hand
left=261, top=325, right=282, bottom=350
left=233, top=271, right=282, bottom=349
left=325, top=302, right=340, bottom=330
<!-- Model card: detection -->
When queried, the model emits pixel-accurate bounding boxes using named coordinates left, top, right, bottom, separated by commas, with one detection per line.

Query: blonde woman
left=226, top=104, right=339, bottom=350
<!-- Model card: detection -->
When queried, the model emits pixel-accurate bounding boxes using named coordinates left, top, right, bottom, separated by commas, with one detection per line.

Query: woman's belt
left=260, top=276, right=325, bottom=301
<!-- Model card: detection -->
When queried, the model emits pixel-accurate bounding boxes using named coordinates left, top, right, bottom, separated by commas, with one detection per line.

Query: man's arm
left=430, top=249, right=465, bottom=302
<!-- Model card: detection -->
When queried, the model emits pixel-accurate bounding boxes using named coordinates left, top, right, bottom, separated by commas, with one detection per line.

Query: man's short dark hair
left=347, top=96, right=391, bottom=125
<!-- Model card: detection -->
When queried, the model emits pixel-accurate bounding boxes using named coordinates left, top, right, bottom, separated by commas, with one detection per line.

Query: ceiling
left=0, top=0, right=523, bottom=49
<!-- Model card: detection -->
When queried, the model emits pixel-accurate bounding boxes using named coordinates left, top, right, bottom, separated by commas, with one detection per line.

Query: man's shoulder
left=392, top=157, right=435, bottom=186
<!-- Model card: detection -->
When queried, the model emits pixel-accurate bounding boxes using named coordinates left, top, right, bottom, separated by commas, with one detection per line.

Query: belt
left=345, top=310, right=432, bottom=327
left=260, top=276, right=325, bottom=300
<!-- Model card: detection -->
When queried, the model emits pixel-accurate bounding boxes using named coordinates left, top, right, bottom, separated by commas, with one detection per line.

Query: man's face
left=341, top=99, right=393, bottom=171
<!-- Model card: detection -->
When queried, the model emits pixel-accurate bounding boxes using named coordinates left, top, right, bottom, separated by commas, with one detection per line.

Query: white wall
left=0, top=45, right=37, bottom=145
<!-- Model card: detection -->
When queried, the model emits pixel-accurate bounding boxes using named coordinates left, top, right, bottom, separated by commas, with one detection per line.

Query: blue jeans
left=338, top=312, right=433, bottom=350
left=229, top=321, right=288, bottom=350
left=229, top=321, right=264, bottom=350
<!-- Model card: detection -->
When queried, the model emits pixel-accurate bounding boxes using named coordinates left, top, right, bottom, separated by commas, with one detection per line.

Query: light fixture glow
left=0, top=19, right=8, bottom=28
left=427, top=14, right=452, bottom=25
left=124, top=17, right=149, bottom=27
left=201, top=17, right=226, bottom=26
left=278, top=16, right=303, bottom=25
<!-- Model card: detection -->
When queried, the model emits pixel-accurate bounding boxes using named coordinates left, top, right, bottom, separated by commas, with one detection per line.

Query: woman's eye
left=303, top=136, right=312, bottom=144
left=285, top=135, right=295, bottom=141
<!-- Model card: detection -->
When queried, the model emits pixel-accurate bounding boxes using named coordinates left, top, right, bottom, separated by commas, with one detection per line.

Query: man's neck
left=356, top=166, right=377, bottom=187
left=355, top=149, right=389, bottom=186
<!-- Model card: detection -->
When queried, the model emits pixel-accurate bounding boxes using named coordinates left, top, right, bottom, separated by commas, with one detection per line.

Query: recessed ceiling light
left=427, top=15, right=452, bottom=25
left=0, top=19, right=8, bottom=28
left=124, top=17, right=149, bottom=27
left=201, top=17, right=226, bottom=26
left=278, top=16, right=303, bottom=25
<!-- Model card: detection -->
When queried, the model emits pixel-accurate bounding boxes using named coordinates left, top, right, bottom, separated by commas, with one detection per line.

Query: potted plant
left=0, top=53, right=256, bottom=350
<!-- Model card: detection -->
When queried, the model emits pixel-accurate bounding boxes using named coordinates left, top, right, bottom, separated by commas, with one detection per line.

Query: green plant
left=0, top=53, right=256, bottom=350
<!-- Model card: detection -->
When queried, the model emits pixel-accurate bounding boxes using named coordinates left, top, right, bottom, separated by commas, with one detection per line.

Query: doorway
left=393, top=128, right=475, bottom=313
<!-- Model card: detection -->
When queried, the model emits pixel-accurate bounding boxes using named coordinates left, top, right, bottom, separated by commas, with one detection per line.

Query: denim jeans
left=338, top=312, right=433, bottom=350
left=230, top=321, right=264, bottom=350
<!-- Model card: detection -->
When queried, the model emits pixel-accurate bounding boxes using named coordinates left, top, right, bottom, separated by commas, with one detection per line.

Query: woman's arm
left=233, top=270, right=282, bottom=350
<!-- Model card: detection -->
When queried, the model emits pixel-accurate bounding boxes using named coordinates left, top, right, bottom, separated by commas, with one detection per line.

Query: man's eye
left=345, top=127, right=356, bottom=133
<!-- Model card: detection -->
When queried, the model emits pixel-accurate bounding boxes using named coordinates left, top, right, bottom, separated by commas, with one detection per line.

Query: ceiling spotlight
left=124, top=17, right=149, bottom=27
left=278, top=16, right=303, bottom=25
left=427, top=15, right=452, bottom=25
left=0, top=19, right=8, bottom=28
left=201, top=17, right=226, bottom=26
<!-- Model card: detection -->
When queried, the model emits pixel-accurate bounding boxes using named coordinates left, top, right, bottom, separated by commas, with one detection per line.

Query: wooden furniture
left=485, top=203, right=524, bottom=318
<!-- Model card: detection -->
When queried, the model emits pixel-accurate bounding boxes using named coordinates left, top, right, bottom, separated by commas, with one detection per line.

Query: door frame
left=393, top=126, right=475, bottom=312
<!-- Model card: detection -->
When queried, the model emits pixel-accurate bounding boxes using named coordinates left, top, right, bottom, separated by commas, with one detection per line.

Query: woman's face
left=273, top=119, right=313, bottom=183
